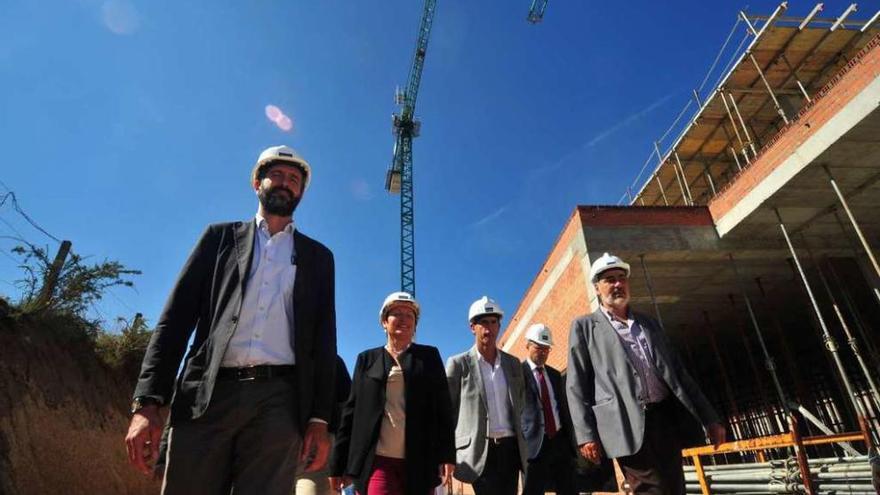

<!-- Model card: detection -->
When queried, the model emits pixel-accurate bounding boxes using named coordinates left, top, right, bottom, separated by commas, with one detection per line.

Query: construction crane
left=527, top=0, right=549, bottom=23
left=384, top=0, right=437, bottom=296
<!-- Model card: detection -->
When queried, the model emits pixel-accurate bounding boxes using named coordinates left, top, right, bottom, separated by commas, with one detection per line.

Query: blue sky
left=1, top=0, right=817, bottom=370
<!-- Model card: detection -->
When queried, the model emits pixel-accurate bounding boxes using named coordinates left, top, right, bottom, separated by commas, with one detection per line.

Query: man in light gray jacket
left=567, top=253, right=725, bottom=495
left=446, top=296, right=529, bottom=495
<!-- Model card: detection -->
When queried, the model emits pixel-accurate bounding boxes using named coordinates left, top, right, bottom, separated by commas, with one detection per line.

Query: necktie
left=535, top=367, right=558, bottom=438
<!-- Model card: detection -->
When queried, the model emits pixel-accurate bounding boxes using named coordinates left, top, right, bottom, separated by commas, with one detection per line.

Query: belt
left=487, top=436, right=516, bottom=445
left=643, top=398, right=671, bottom=412
left=217, top=365, right=296, bottom=381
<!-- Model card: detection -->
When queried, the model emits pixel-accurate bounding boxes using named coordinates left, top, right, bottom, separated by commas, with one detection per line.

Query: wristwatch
left=130, top=396, right=161, bottom=415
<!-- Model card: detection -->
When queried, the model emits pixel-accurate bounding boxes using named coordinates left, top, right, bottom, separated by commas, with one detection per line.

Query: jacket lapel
left=592, top=311, right=638, bottom=370
left=292, top=231, right=308, bottom=345
left=468, top=347, right=488, bottom=411
left=233, top=220, right=255, bottom=294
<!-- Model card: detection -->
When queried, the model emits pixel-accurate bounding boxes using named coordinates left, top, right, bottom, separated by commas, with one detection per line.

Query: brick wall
left=709, top=32, right=880, bottom=221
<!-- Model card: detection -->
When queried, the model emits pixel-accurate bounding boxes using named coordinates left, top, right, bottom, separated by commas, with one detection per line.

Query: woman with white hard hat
left=329, top=292, right=455, bottom=495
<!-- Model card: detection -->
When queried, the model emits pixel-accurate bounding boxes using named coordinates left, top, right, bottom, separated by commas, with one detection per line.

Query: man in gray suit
left=567, top=253, right=725, bottom=494
left=446, top=296, right=529, bottom=495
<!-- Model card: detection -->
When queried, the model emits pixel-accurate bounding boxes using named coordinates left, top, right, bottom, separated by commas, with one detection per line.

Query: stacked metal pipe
left=684, top=455, right=875, bottom=494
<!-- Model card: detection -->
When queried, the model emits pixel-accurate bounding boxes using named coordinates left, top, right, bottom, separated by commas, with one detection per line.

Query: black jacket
left=331, top=343, right=455, bottom=495
left=132, top=220, right=337, bottom=430
left=521, top=361, right=576, bottom=461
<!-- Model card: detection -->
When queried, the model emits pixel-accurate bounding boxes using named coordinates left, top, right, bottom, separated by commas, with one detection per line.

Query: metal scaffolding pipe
left=720, top=90, right=750, bottom=163
left=655, top=141, right=688, bottom=206
left=727, top=293, right=776, bottom=433
left=729, top=254, right=789, bottom=413
left=703, top=163, right=718, bottom=195
left=754, top=276, right=810, bottom=402
left=748, top=52, right=790, bottom=124
left=823, top=256, right=880, bottom=373
left=824, top=165, right=880, bottom=305
left=654, top=173, right=669, bottom=206
left=727, top=91, right=759, bottom=157
left=775, top=208, right=868, bottom=425
left=802, top=242, right=880, bottom=411
left=673, top=151, right=694, bottom=205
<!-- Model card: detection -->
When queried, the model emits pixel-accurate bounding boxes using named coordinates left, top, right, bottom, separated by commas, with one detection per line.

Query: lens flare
left=264, top=104, right=294, bottom=132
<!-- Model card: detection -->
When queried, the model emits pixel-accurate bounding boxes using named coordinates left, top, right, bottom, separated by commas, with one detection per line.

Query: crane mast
left=385, top=0, right=437, bottom=296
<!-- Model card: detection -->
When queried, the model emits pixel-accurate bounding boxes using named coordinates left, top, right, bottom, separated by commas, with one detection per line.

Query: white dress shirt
left=478, top=352, right=515, bottom=438
left=221, top=214, right=297, bottom=367
left=526, top=358, right=561, bottom=429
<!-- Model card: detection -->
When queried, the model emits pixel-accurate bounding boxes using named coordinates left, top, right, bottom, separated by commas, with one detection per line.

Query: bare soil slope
left=0, top=316, right=158, bottom=495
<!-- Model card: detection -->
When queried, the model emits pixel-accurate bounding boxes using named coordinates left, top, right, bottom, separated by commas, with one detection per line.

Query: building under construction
left=498, top=4, right=880, bottom=494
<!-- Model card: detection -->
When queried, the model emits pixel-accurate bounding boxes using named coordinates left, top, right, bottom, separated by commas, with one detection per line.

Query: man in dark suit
left=521, top=323, right=576, bottom=495
left=124, top=145, right=337, bottom=495
left=567, top=253, right=724, bottom=495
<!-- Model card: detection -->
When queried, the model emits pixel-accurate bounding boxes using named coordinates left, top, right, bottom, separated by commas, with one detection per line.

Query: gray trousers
left=162, top=376, right=302, bottom=495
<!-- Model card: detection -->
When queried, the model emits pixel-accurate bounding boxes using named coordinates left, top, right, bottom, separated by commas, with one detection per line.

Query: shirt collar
left=255, top=213, right=295, bottom=235
left=601, top=306, right=633, bottom=326
left=526, top=358, right=542, bottom=372
left=477, top=350, right=500, bottom=367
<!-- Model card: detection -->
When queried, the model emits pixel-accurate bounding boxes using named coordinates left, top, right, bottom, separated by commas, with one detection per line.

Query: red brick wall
left=500, top=208, right=589, bottom=370
left=709, top=32, right=880, bottom=220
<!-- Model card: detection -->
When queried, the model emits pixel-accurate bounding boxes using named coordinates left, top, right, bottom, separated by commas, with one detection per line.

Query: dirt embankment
left=0, top=316, right=158, bottom=495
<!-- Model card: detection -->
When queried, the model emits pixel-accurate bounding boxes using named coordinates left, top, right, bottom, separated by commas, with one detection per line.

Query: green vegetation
left=4, top=242, right=148, bottom=373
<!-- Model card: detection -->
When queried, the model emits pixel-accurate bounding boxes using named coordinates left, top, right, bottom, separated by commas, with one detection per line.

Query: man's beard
left=258, top=186, right=300, bottom=217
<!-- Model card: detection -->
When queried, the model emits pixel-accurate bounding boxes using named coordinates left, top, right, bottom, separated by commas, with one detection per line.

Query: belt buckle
left=237, top=366, right=259, bottom=381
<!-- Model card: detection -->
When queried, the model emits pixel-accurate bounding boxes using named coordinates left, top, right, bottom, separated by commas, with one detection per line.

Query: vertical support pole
left=639, top=254, right=664, bottom=330
left=656, top=141, right=687, bottom=206
left=729, top=254, right=789, bottom=414
left=789, top=414, right=816, bottom=495
left=673, top=151, right=694, bottom=205
left=833, top=210, right=880, bottom=307
left=654, top=174, right=669, bottom=206
left=824, top=256, right=880, bottom=372
left=803, top=241, right=880, bottom=409
left=754, top=277, right=810, bottom=402
left=691, top=455, right=711, bottom=495
left=726, top=92, right=758, bottom=157
left=749, top=53, right=790, bottom=124
left=824, top=165, right=880, bottom=305
left=704, top=312, right=742, bottom=435
left=727, top=293, right=775, bottom=431
left=729, top=147, right=743, bottom=171
left=719, top=90, right=750, bottom=164
left=703, top=163, right=717, bottom=195
left=33, top=240, right=72, bottom=310
left=775, top=207, right=868, bottom=424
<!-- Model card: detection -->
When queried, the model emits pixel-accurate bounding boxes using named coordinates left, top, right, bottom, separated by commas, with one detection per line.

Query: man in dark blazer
left=521, top=323, right=576, bottom=495
left=567, top=253, right=724, bottom=495
left=124, top=145, right=337, bottom=495
left=446, top=296, right=529, bottom=495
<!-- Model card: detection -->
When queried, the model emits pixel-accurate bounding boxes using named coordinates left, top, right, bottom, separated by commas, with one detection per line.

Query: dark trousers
left=472, top=437, right=520, bottom=495
left=523, top=432, right=576, bottom=495
left=162, top=376, right=302, bottom=495
left=616, top=399, right=685, bottom=495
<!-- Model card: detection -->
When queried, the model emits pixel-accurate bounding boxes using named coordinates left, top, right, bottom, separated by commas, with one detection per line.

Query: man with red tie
left=521, top=324, right=577, bottom=495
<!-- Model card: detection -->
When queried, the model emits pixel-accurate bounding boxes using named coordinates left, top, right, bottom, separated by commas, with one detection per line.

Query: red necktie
left=536, top=367, right=558, bottom=438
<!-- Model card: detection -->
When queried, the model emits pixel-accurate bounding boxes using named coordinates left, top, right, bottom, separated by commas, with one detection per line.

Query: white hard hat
left=589, top=252, right=631, bottom=283
left=252, top=145, right=312, bottom=191
left=525, top=323, right=553, bottom=347
left=379, top=291, right=420, bottom=324
left=468, top=296, right=504, bottom=323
